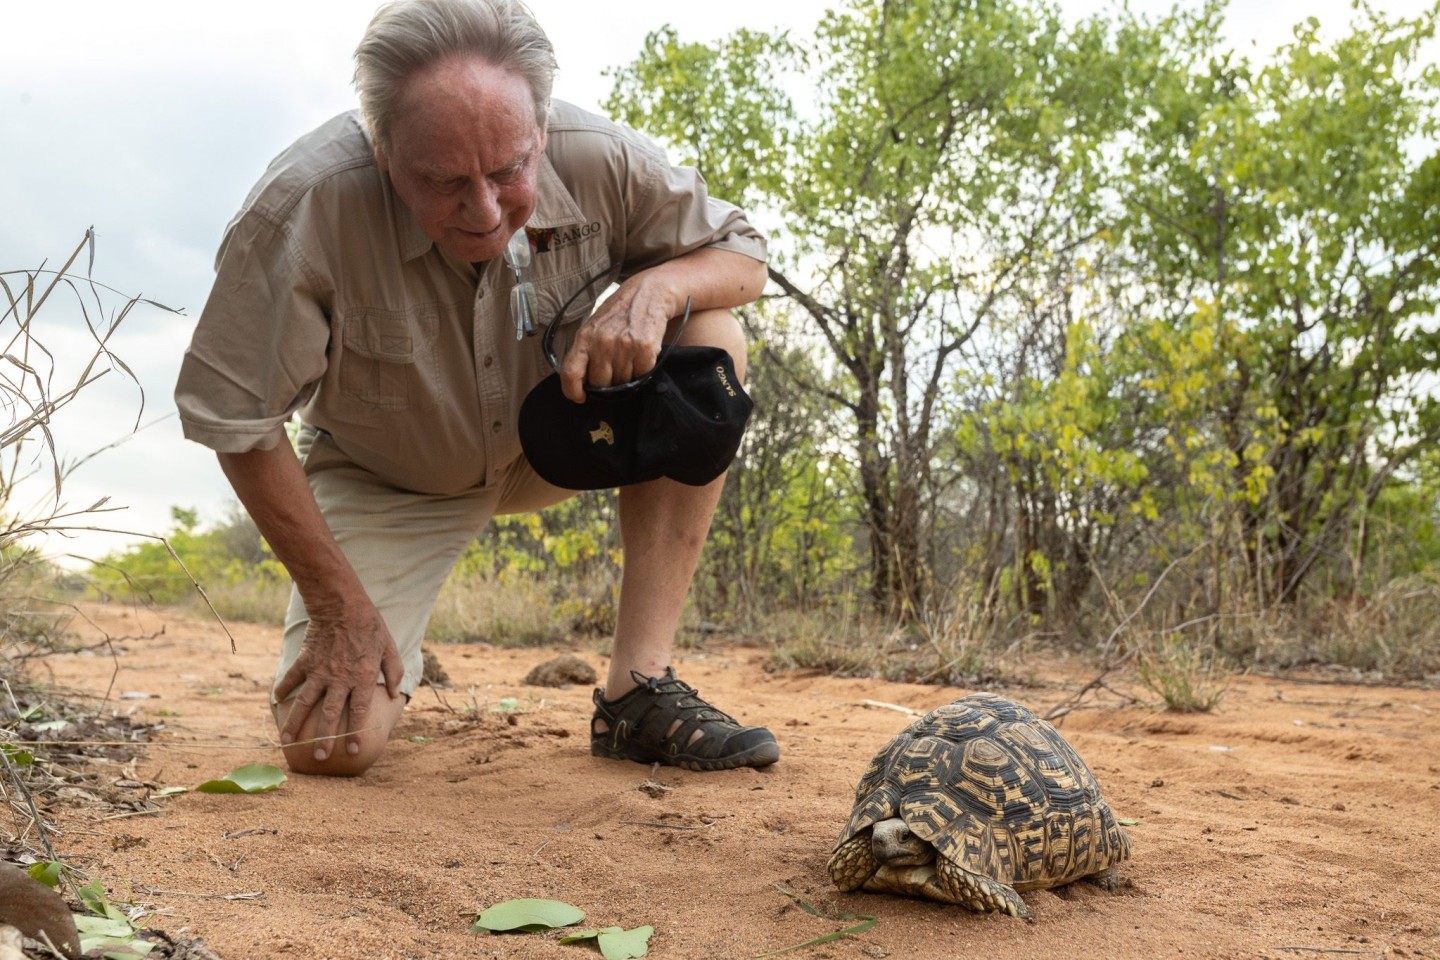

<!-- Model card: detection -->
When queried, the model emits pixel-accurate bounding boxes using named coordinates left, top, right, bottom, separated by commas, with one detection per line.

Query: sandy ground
left=26, top=603, right=1440, bottom=960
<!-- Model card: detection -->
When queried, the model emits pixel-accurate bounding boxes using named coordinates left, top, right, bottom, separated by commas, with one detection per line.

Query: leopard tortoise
left=827, top=692, right=1131, bottom=919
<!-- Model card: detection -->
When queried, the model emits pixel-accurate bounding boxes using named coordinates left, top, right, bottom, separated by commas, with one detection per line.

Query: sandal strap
left=590, top=667, right=779, bottom=770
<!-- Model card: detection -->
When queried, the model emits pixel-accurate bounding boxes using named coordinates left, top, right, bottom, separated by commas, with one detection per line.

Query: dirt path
left=32, top=603, right=1440, bottom=959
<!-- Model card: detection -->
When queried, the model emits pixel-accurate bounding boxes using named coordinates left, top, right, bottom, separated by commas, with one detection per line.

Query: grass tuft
left=1135, top=631, right=1231, bottom=712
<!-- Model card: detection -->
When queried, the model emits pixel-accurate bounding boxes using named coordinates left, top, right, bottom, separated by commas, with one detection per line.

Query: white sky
left=1, top=0, right=1434, bottom=564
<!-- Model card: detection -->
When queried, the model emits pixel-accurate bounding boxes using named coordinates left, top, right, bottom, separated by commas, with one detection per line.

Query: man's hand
left=557, top=248, right=766, bottom=404
left=272, top=597, right=404, bottom=762
left=559, top=274, right=676, bottom=403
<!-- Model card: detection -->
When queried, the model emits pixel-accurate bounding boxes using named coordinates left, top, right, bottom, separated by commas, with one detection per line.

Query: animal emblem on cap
left=589, top=421, right=616, bottom=446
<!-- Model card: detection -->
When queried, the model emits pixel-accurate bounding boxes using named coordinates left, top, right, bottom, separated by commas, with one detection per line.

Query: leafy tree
left=89, top=506, right=288, bottom=605
left=607, top=0, right=1178, bottom=617
left=1119, top=4, right=1440, bottom=604
left=700, top=320, right=862, bottom=617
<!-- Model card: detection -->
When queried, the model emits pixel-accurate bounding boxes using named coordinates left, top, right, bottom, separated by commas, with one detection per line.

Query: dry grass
left=426, top=568, right=568, bottom=647
left=1248, top=574, right=1440, bottom=680
left=0, top=233, right=181, bottom=899
left=187, top=577, right=290, bottom=626
left=762, top=566, right=1015, bottom=686
left=1134, top=630, right=1232, bottom=712
left=760, top=579, right=1015, bottom=687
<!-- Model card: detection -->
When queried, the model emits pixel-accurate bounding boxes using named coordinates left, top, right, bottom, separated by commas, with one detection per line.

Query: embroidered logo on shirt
left=526, top=222, right=603, bottom=254
left=525, top=227, right=558, bottom=252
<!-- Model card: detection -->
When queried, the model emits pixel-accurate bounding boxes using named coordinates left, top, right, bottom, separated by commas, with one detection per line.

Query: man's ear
left=373, top=141, right=390, bottom=174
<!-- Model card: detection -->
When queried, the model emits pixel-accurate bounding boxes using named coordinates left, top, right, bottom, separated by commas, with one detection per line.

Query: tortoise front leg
left=827, top=833, right=880, bottom=892
left=935, top=858, right=1032, bottom=919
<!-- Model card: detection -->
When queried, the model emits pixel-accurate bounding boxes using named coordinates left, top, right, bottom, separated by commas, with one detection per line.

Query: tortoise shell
left=831, top=692, right=1130, bottom=899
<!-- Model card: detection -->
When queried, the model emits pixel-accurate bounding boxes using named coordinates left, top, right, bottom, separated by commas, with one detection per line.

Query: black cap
left=519, top=345, right=752, bottom=490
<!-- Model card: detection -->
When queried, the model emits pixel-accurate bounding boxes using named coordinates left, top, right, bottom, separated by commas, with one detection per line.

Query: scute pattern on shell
left=835, top=692, right=1130, bottom=892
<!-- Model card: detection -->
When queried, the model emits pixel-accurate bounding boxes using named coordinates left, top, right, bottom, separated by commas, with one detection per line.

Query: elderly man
left=175, top=0, right=778, bottom=776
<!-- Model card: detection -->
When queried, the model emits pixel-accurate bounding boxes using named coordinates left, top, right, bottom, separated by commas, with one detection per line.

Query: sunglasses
left=503, top=229, right=540, bottom=340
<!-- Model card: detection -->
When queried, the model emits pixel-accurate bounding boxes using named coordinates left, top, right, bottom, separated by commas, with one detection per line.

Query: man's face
left=376, top=57, right=546, bottom=264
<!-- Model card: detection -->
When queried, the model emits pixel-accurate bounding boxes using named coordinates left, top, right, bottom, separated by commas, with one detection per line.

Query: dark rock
left=420, top=649, right=451, bottom=687
left=0, top=864, right=80, bottom=959
left=523, top=654, right=598, bottom=688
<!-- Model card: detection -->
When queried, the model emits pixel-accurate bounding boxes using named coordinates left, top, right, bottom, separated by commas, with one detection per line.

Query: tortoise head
left=870, top=818, right=934, bottom=867
left=853, top=817, right=955, bottom=901
left=827, top=815, right=935, bottom=893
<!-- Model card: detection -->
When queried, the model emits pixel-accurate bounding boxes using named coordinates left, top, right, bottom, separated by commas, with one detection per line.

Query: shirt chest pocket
left=531, top=255, right=614, bottom=355
left=336, top=305, right=440, bottom=410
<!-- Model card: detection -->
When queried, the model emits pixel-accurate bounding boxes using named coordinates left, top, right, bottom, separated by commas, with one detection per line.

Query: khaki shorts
left=273, top=425, right=574, bottom=700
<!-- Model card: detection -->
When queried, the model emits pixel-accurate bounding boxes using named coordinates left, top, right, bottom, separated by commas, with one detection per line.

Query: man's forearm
left=217, top=441, right=366, bottom=612
left=631, top=247, right=767, bottom=318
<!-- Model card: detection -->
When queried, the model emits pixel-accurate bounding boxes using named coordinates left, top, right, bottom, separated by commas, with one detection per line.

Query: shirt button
left=483, top=355, right=494, bottom=367
left=492, top=420, right=503, bottom=433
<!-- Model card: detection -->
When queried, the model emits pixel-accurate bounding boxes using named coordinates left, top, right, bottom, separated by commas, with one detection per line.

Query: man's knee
left=677, top=308, right=747, bottom=381
left=270, top=688, right=406, bottom=778
left=279, top=737, right=388, bottom=777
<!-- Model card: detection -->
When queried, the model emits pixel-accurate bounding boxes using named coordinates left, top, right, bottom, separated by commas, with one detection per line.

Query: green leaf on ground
left=560, top=925, right=654, bottom=959
left=74, top=915, right=136, bottom=939
left=560, top=926, right=624, bottom=943
left=471, top=898, right=586, bottom=933
left=74, top=914, right=155, bottom=958
left=27, top=860, right=64, bottom=887
left=154, top=786, right=188, bottom=798
left=2, top=744, right=34, bottom=766
left=195, top=763, right=286, bottom=794
left=597, top=925, right=654, bottom=959
left=1117, top=818, right=1144, bottom=827
left=78, top=879, right=129, bottom=921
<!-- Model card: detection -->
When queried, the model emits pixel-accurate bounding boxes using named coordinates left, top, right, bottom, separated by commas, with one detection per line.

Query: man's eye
left=432, top=178, right=464, bottom=192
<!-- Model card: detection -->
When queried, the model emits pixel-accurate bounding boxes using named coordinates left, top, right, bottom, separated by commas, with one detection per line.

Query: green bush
left=87, top=506, right=290, bottom=616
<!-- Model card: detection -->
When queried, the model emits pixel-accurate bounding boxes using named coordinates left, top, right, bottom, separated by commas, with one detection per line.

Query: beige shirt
left=175, top=101, right=766, bottom=495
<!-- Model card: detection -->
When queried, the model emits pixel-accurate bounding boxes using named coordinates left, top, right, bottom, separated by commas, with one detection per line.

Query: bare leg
left=589, top=310, right=776, bottom=769
left=602, top=306, right=747, bottom=700
left=603, top=474, right=725, bottom=697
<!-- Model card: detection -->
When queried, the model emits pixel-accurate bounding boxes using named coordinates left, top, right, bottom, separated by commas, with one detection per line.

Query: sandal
left=591, top=667, right=780, bottom=771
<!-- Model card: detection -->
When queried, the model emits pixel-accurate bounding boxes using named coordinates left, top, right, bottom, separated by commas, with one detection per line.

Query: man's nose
left=461, top=179, right=501, bottom=230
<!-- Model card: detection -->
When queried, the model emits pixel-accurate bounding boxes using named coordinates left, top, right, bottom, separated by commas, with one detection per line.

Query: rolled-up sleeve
left=619, top=140, right=768, bottom=274
left=627, top=157, right=771, bottom=269
left=175, top=206, right=332, bottom=454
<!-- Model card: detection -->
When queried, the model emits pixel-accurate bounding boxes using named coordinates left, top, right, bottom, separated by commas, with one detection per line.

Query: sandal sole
left=591, top=738, right=780, bottom=771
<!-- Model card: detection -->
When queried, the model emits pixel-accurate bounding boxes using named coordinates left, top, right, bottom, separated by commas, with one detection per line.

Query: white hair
left=354, top=0, right=557, bottom=150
